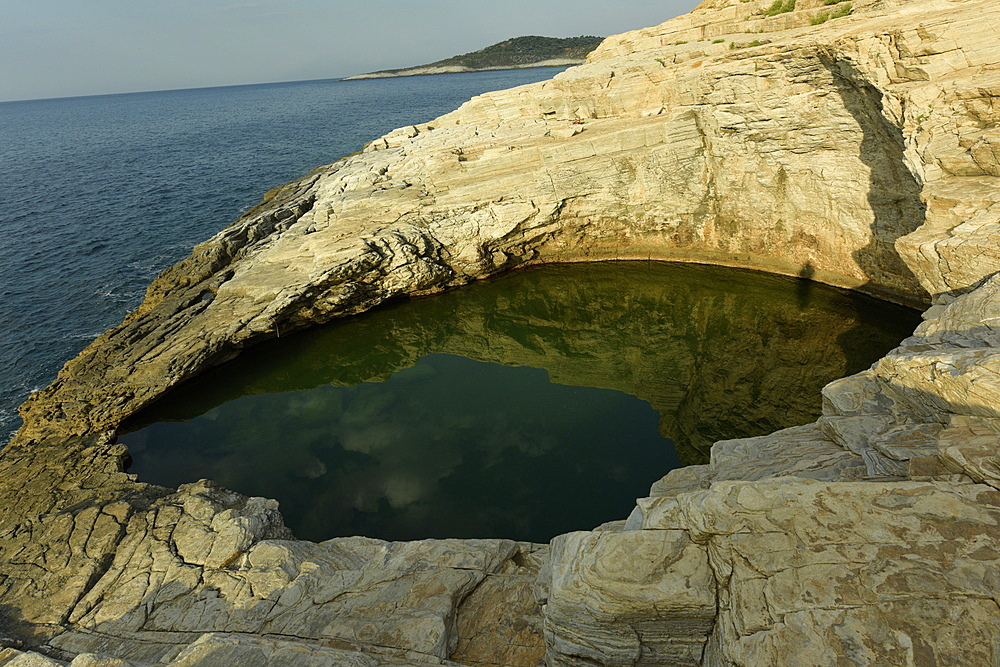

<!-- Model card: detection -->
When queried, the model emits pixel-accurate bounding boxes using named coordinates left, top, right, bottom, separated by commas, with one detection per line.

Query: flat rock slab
left=639, top=478, right=1000, bottom=666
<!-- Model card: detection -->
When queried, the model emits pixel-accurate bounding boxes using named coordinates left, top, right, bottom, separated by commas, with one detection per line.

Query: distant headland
left=343, top=35, right=603, bottom=80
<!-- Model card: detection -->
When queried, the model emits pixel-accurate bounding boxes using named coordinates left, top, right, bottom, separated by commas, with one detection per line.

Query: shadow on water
left=118, top=262, right=921, bottom=542
left=797, top=261, right=816, bottom=309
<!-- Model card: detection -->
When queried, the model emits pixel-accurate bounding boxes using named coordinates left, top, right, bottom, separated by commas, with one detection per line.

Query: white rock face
left=631, top=478, right=1000, bottom=666
left=2, top=0, right=1000, bottom=664
left=543, top=530, right=715, bottom=665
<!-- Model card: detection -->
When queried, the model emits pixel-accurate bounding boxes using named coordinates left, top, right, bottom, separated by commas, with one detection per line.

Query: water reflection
left=120, top=261, right=921, bottom=542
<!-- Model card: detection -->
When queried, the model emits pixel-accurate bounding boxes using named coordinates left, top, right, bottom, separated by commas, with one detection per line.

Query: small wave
left=127, top=247, right=188, bottom=275
left=0, top=410, right=22, bottom=444
left=128, top=258, right=169, bottom=273
left=64, top=331, right=103, bottom=341
left=1, top=210, right=43, bottom=225
left=94, top=283, right=144, bottom=304
left=82, top=241, right=110, bottom=255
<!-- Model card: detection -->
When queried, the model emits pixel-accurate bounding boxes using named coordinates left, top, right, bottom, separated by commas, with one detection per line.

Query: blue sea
left=0, top=69, right=568, bottom=443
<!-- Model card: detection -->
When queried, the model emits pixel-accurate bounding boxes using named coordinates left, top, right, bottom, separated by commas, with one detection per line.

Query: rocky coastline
left=2, top=0, right=999, bottom=665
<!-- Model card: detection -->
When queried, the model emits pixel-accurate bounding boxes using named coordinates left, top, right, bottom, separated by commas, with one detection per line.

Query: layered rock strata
left=2, top=0, right=999, bottom=664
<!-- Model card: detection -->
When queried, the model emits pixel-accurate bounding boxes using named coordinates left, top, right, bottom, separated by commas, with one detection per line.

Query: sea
left=0, top=68, right=569, bottom=444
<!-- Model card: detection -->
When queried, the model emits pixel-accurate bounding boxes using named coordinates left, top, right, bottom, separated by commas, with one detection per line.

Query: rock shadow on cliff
left=819, top=52, right=929, bottom=308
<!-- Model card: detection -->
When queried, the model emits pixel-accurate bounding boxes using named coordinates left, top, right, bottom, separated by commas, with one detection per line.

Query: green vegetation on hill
left=761, top=0, right=796, bottom=16
left=811, top=1, right=852, bottom=23
left=362, top=35, right=604, bottom=77
left=431, top=35, right=604, bottom=69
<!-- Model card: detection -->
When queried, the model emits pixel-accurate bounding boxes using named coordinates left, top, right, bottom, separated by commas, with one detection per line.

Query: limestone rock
left=543, top=530, right=715, bottom=666
left=450, top=545, right=547, bottom=667
left=634, top=478, right=1000, bottom=666
left=938, top=415, right=1000, bottom=489
left=0, top=652, right=65, bottom=667
left=162, top=633, right=412, bottom=666
left=821, top=271, right=1000, bottom=478
left=47, top=500, right=540, bottom=664
left=1, top=0, right=999, bottom=664
left=68, top=657, right=145, bottom=667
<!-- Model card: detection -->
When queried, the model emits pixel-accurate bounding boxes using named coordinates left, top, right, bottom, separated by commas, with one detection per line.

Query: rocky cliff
left=1, top=0, right=999, bottom=664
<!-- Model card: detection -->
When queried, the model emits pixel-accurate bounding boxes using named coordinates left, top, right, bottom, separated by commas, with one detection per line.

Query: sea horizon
left=0, top=63, right=578, bottom=106
left=0, top=75, right=357, bottom=106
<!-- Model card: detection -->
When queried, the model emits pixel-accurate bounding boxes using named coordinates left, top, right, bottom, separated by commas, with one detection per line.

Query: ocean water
left=0, top=68, right=568, bottom=443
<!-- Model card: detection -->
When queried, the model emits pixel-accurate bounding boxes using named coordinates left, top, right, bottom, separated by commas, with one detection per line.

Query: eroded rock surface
left=3, top=0, right=1000, bottom=664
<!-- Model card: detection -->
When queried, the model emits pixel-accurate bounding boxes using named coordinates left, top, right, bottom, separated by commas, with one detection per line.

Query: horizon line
left=0, top=75, right=359, bottom=106
left=0, top=64, right=576, bottom=105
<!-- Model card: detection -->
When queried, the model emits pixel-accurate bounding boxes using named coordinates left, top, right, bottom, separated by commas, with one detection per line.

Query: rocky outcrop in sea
left=1, top=0, right=998, bottom=664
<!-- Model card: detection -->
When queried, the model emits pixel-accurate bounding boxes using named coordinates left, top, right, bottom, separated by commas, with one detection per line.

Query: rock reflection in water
left=119, top=261, right=921, bottom=542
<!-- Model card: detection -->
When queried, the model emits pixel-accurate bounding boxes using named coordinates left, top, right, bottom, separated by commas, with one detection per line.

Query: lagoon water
left=119, top=261, right=920, bottom=542
left=0, top=68, right=567, bottom=442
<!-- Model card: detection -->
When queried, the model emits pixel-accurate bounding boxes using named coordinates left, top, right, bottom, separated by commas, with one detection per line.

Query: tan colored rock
left=543, top=530, right=716, bottom=665
left=938, top=415, right=1000, bottom=488
left=25, top=0, right=994, bottom=447
left=161, top=633, right=389, bottom=666
left=0, top=652, right=64, bottom=667
left=24, top=479, right=538, bottom=664
left=820, top=271, right=1000, bottom=479
left=634, top=478, right=1000, bottom=666
left=449, top=545, right=547, bottom=667
left=1, top=0, right=999, bottom=664
left=68, top=656, right=145, bottom=667
left=641, top=423, right=867, bottom=509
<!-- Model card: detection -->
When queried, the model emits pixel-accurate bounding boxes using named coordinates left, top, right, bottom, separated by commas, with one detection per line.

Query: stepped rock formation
left=1, top=0, right=999, bottom=664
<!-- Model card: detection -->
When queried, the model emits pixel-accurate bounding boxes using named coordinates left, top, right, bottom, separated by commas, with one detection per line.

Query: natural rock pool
left=118, top=261, right=921, bottom=543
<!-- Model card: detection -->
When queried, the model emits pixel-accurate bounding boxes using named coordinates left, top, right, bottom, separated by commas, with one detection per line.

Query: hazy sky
left=0, top=0, right=700, bottom=102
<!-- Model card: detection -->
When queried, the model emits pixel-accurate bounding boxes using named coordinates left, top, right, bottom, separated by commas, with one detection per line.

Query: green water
left=119, top=261, right=921, bottom=543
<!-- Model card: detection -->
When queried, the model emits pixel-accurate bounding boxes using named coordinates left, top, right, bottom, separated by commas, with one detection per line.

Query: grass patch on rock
left=811, top=2, right=852, bottom=24
left=762, top=0, right=796, bottom=16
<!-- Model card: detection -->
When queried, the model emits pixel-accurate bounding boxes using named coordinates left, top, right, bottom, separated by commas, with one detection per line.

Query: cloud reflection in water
left=120, top=261, right=921, bottom=542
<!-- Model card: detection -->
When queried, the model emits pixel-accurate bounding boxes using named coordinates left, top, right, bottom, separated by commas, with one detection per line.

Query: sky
left=0, top=0, right=700, bottom=103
